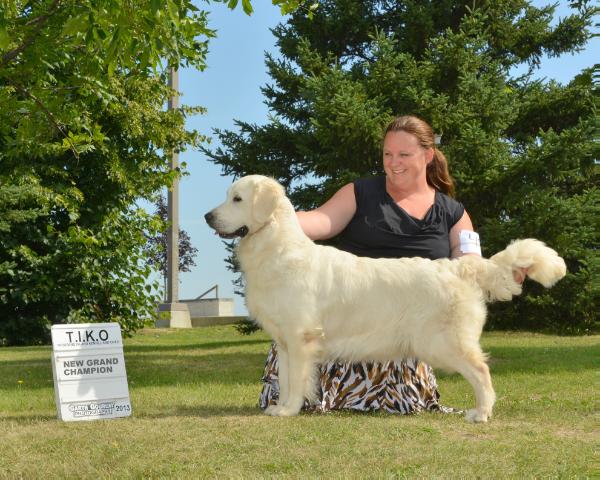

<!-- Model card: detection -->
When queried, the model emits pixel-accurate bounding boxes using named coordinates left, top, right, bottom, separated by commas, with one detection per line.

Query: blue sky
left=171, top=1, right=597, bottom=314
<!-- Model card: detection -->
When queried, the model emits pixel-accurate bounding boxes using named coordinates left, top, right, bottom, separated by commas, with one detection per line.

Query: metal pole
left=167, top=67, right=179, bottom=304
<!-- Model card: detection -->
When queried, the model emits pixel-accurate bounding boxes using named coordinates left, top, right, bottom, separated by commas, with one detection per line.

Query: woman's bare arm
left=296, top=183, right=357, bottom=240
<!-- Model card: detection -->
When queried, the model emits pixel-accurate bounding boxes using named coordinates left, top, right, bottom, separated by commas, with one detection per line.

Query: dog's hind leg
left=453, top=350, right=496, bottom=423
left=430, top=316, right=495, bottom=423
left=427, top=337, right=495, bottom=423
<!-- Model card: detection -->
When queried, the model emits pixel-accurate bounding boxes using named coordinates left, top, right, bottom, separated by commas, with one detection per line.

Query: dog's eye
left=233, top=195, right=242, bottom=203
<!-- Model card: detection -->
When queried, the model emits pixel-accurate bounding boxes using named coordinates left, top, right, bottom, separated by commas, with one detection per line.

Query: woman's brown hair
left=384, top=115, right=455, bottom=197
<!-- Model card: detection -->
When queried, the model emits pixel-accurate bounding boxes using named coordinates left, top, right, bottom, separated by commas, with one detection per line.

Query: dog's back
left=246, top=239, right=480, bottom=363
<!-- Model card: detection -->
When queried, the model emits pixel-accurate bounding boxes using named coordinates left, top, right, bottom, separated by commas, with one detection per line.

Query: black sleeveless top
left=336, top=177, right=464, bottom=260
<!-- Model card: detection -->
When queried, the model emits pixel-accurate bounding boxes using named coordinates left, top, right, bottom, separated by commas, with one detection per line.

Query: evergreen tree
left=205, top=0, right=598, bottom=334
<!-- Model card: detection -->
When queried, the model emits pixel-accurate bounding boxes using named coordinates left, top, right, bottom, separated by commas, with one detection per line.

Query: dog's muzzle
left=204, top=211, right=249, bottom=239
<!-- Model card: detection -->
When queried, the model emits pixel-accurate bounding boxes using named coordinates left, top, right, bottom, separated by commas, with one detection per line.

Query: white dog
left=205, top=175, right=566, bottom=422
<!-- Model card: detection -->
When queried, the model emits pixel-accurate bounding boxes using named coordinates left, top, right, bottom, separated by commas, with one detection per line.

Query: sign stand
left=51, top=323, right=132, bottom=421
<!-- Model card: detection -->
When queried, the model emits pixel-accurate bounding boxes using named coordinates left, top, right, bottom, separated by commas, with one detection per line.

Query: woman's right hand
left=296, top=183, right=357, bottom=241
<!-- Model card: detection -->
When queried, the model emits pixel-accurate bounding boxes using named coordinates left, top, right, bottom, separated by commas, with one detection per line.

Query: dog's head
left=204, top=175, right=285, bottom=239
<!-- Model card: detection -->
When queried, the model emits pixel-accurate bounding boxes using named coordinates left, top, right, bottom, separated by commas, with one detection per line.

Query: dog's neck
left=272, top=199, right=308, bottom=239
left=247, top=218, right=274, bottom=239
left=238, top=200, right=310, bottom=262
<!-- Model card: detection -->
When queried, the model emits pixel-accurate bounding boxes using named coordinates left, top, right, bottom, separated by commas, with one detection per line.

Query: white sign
left=51, top=323, right=132, bottom=421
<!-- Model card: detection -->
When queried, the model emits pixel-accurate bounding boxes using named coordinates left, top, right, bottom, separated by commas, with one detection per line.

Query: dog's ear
left=252, top=178, right=283, bottom=224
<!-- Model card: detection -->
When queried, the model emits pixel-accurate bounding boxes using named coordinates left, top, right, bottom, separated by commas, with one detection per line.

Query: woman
left=259, top=115, right=478, bottom=414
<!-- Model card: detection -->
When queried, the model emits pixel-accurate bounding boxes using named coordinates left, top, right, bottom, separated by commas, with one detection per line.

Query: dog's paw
left=263, top=404, right=300, bottom=417
left=465, top=409, right=490, bottom=423
left=264, top=405, right=281, bottom=416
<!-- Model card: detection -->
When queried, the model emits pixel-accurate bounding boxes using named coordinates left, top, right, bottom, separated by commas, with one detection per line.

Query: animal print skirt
left=259, top=343, right=456, bottom=414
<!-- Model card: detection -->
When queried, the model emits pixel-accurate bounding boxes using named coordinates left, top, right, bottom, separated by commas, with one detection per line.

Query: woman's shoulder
left=435, top=191, right=462, bottom=207
left=352, top=176, right=386, bottom=205
left=435, top=191, right=465, bottom=226
left=354, top=175, right=385, bottom=191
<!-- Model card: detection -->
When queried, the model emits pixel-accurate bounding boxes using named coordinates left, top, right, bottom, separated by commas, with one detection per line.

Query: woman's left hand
left=513, top=267, right=529, bottom=284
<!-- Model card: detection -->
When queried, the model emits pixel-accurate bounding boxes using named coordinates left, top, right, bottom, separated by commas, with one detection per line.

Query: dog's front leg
left=264, top=342, right=314, bottom=417
left=277, top=346, right=290, bottom=405
left=264, top=341, right=289, bottom=415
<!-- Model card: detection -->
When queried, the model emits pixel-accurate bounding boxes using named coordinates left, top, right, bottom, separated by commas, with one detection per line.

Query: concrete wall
left=180, top=298, right=235, bottom=318
left=153, top=298, right=244, bottom=328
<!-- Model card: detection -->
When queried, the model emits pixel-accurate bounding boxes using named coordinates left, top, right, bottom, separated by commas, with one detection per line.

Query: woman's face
left=382, top=130, right=433, bottom=190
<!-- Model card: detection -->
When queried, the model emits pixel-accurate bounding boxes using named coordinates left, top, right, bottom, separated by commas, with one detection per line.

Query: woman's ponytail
left=427, top=147, right=454, bottom=197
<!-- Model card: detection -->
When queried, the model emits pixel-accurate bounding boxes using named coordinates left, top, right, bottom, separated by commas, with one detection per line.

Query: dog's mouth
left=217, top=226, right=249, bottom=239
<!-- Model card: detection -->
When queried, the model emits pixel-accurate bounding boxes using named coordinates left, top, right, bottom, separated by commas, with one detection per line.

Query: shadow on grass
left=123, top=338, right=271, bottom=353
left=0, top=346, right=50, bottom=353
left=0, top=358, right=51, bottom=367
left=435, top=343, right=598, bottom=379
left=0, top=352, right=270, bottom=390
left=125, top=352, right=268, bottom=387
left=2, top=342, right=597, bottom=391
left=485, top=344, right=599, bottom=374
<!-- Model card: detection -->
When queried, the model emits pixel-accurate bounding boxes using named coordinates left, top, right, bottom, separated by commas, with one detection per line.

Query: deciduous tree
left=144, top=195, right=198, bottom=300
left=0, top=0, right=306, bottom=345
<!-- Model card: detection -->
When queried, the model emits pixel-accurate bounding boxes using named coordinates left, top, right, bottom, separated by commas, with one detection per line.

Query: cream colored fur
left=205, top=175, right=567, bottom=422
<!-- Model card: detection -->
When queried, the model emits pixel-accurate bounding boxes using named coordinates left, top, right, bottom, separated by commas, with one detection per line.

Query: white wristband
left=459, top=230, right=481, bottom=255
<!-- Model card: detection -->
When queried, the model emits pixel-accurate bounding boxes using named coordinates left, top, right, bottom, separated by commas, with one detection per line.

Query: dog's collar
left=245, top=219, right=273, bottom=239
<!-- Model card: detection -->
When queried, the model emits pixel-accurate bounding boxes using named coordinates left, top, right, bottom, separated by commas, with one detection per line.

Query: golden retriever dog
left=205, top=175, right=566, bottom=422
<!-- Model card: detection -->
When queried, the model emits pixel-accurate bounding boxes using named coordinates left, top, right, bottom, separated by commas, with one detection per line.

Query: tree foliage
left=0, top=0, right=306, bottom=346
left=224, top=0, right=320, bottom=17
left=0, top=0, right=214, bottom=345
left=205, top=0, right=599, bottom=334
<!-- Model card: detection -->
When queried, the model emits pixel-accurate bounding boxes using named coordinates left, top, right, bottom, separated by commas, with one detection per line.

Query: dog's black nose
left=204, top=211, right=214, bottom=224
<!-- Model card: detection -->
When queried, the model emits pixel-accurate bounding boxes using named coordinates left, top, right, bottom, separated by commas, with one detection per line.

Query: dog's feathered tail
left=455, top=239, right=567, bottom=302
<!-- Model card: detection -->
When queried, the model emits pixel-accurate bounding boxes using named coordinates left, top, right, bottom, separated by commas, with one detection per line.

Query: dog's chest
left=244, top=288, right=287, bottom=344
left=242, top=264, right=300, bottom=332
left=244, top=279, right=284, bottom=318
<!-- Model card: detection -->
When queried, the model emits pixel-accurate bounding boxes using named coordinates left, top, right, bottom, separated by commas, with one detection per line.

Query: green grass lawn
left=0, top=326, right=597, bottom=479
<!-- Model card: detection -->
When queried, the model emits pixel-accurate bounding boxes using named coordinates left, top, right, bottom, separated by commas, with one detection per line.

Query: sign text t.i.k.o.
left=65, top=329, right=109, bottom=343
